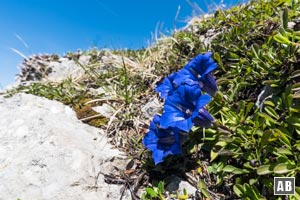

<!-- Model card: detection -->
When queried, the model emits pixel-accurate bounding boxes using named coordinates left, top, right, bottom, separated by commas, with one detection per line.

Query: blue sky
left=0, top=0, right=246, bottom=88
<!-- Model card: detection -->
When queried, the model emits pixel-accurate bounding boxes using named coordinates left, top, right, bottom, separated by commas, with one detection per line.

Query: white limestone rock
left=46, top=55, right=90, bottom=82
left=0, top=93, right=129, bottom=200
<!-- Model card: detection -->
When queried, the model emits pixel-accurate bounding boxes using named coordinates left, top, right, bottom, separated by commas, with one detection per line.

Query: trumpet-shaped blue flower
left=142, top=115, right=182, bottom=164
left=173, top=52, right=218, bottom=96
left=185, top=52, right=218, bottom=76
left=199, top=73, right=218, bottom=97
left=160, top=84, right=211, bottom=132
left=193, top=108, right=215, bottom=127
left=156, top=72, right=177, bottom=99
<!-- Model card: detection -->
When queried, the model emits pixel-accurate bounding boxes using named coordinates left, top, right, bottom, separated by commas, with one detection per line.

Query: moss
left=73, top=98, right=108, bottom=127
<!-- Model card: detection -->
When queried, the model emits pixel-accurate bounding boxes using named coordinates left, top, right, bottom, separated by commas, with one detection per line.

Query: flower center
left=158, top=135, right=175, bottom=145
left=199, top=81, right=204, bottom=88
left=185, top=109, right=192, bottom=115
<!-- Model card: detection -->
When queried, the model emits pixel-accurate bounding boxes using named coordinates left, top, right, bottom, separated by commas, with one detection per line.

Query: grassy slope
left=6, top=0, right=300, bottom=199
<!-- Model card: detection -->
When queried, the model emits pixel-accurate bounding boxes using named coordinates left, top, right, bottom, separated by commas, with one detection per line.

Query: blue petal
left=194, top=94, right=211, bottom=113
left=193, top=108, right=214, bottom=127
left=184, top=52, right=218, bottom=78
left=174, top=117, right=194, bottom=132
left=171, top=143, right=181, bottom=154
left=170, top=84, right=201, bottom=106
left=202, top=52, right=213, bottom=60
left=142, top=131, right=158, bottom=151
left=152, top=114, right=161, bottom=125
left=182, top=84, right=202, bottom=102
left=163, top=104, right=182, bottom=113
left=200, top=73, right=218, bottom=96
left=160, top=110, right=185, bottom=129
left=167, top=142, right=181, bottom=155
left=202, top=62, right=218, bottom=76
left=153, top=149, right=165, bottom=165
left=156, top=73, right=177, bottom=98
left=173, top=68, right=197, bottom=86
left=165, top=92, right=185, bottom=106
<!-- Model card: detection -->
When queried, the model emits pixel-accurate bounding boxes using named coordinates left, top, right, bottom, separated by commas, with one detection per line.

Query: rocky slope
left=0, top=93, right=130, bottom=200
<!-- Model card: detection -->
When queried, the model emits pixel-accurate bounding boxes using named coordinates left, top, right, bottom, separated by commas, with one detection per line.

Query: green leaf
left=145, top=188, right=157, bottom=198
left=287, top=116, right=300, bottom=128
left=223, top=165, right=249, bottom=174
left=273, top=163, right=296, bottom=174
left=294, top=143, right=300, bottom=151
left=274, top=128, right=291, bottom=147
left=249, top=179, right=257, bottom=185
left=157, top=181, right=164, bottom=194
left=215, top=141, right=227, bottom=147
left=276, top=147, right=293, bottom=155
left=264, top=106, right=279, bottom=120
left=260, top=130, right=275, bottom=147
left=244, top=184, right=262, bottom=200
left=281, top=7, right=289, bottom=29
left=263, top=100, right=275, bottom=107
left=245, top=102, right=254, bottom=117
left=257, top=162, right=296, bottom=176
left=210, top=150, right=219, bottom=162
left=229, top=52, right=239, bottom=59
left=233, top=184, right=244, bottom=197
left=295, top=187, right=300, bottom=200
left=258, top=112, right=276, bottom=124
left=198, top=179, right=211, bottom=199
left=273, top=33, right=292, bottom=44
left=257, top=165, right=272, bottom=175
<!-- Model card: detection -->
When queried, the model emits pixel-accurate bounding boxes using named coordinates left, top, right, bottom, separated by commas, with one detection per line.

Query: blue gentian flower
left=193, top=108, right=215, bottom=127
left=156, top=72, right=177, bottom=99
left=173, top=52, right=218, bottom=96
left=143, top=52, right=219, bottom=165
left=199, top=73, right=218, bottom=97
left=142, top=115, right=182, bottom=164
left=160, top=85, right=211, bottom=132
left=185, top=52, right=218, bottom=77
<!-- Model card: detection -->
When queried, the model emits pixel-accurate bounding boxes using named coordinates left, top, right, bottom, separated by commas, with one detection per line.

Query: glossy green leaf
left=273, top=163, right=296, bottom=174
left=281, top=7, right=289, bottom=29
left=273, top=33, right=292, bottom=44
left=210, top=150, right=219, bottom=162
left=257, top=165, right=272, bottom=175
left=276, top=147, right=293, bottom=155
left=145, top=188, right=157, bottom=198
left=264, top=106, right=279, bottom=119
left=263, top=100, right=275, bottom=107
left=223, top=165, right=250, bottom=174
left=198, top=179, right=211, bottom=198
left=233, top=184, right=244, bottom=197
